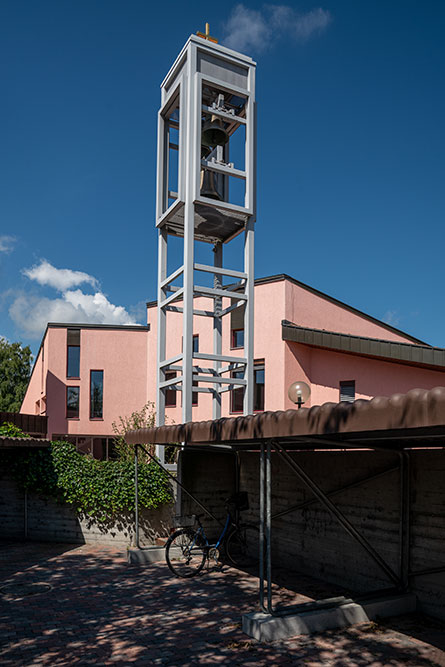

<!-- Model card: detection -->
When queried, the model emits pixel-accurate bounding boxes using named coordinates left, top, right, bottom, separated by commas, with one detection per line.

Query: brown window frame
left=66, top=386, right=80, bottom=419
left=90, top=370, right=104, bottom=420
left=165, top=371, right=177, bottom=408
left=231, top=328, right=244, bottom=350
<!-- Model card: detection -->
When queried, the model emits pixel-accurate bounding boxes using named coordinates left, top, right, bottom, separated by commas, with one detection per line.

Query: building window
left=230, top=361, right=265, bottom=413
left=254, top=362, right=265, bottom=412
left=230, top=368, right=245, bottom=413
left=90, top=370, right=104, bottom=419
left=192, top=377, right=198, bottom=407
left=181, top=334, right=200, bottom=353
left=165, top=371, right=177, bottom=407
left=67, top=328, right=80, bottom=378
left=66, top=386, right=80, bottom=419
left=340, top=380, right=355, bottom=403
left=231, top=329, right=244, bottom=349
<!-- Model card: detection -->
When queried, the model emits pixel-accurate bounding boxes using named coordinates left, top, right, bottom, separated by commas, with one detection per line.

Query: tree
left=111, top=401, right=157, bottom=463
left=112, top=401, right=178, bottom=464
left=0, top=339, right=33, bottom=412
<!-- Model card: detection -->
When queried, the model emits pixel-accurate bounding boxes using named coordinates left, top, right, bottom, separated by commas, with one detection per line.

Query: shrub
left=0, top=424, right=173, bottom=521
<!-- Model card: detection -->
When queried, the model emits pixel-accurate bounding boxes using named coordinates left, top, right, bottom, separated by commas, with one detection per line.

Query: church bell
left=201, top=116, right=229, bottom=148
left=200, top=168, right=223, bottom=200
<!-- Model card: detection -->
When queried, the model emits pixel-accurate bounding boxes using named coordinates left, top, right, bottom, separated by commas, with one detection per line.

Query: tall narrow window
left=165, top=371, right=177, bottom=407
left=66, top=386, right=80, bottom=418
left=340, top=380, right=355, bottom=403
left=230, top=369, right=245, bottom=413
left=254, top=362, right=265, bottom=412
left=231, top=302, right=245, bottom=349
left=90, top=370, right=104, bottom=419
left=230, top=361, right=265, bottom=413
left=67, top=328, right=80, bottom=378
left=192, top=377, right=198, bottom=407
left=193, top=334, right=199, bottom=353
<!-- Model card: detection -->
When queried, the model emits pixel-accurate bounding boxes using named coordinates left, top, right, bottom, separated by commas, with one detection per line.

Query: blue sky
left=1, top=0, right=444, bottom=353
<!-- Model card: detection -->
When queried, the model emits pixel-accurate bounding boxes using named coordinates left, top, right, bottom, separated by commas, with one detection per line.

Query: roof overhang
left=0, top=436, right=52, bottom=449
left=125, top=387, right=445, bottom=452
left=282, top=321, right=445, bottom=371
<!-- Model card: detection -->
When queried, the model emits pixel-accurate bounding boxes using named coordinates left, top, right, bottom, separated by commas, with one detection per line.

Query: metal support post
left=259, top=443, right=266, bottom=612
left=213, top=242, right=223, bottom=419
left=266, top=440, right=272, bottom=612
left=134, top=444, right=140, bottom=548
left=156, top=229, right=168, bottom=465
left=182, top=201, right=194, bottom=423
left=399, top=451, right=411, bottom=589
left=244, top=218, right=255, bottom=415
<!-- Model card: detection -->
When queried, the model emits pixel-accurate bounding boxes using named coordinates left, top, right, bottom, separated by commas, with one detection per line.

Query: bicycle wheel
left=165, top=528, right=206, bottom=578
left=225, top=524, right=259, bottom=570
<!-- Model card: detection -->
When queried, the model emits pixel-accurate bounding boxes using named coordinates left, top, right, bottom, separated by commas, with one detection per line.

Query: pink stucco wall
left=21, top=276, right=445, bottom=440
left=284, top=342, right=445, bottom=410
left=147, top=276, right=443, bottom=419
left=284, top=279, right=419, bottom=343
left=146, top=279, right=288, bottom=420
left=22, top=326, right=149, bottom=439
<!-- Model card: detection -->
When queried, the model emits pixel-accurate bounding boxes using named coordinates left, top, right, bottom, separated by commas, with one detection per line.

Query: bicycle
left=165, top=492, right=259, bottom=578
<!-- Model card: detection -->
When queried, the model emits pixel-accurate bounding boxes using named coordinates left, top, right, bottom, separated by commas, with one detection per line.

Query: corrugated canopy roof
left=0, top=436, right=52, bottom=449
left=125, top=387, right=445, bottom=450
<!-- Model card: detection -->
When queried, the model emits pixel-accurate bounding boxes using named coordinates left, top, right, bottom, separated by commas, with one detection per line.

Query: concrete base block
left=127, top=546, right=166, bottom=564
left=243, top=593, right=417, bottom=642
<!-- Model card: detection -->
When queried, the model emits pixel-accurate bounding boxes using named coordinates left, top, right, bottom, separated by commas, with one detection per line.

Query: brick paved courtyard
left=1, top=541, right=444, bottom=666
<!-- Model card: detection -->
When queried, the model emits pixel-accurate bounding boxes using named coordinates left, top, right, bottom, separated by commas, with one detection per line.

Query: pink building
left=21, top=323, right=150, bottom=457
left=21, top=274, right=445, bottom=454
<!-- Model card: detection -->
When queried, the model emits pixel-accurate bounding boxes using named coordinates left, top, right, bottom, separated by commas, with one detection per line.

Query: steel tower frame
left=155, top=35, right=256, bottom=461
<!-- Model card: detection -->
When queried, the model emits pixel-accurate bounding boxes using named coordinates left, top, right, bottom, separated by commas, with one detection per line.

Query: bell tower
left=155, top=28, right=256, bottom=448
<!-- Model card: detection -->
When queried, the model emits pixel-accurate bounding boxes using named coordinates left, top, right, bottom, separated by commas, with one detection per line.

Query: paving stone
left=0, top=540, right=444, bottom=666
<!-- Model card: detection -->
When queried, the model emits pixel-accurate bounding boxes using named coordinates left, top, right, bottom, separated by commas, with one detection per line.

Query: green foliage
left=112, top=401, right=156, bottom=463
left=0, top=422, right=30, bottom=438
left=0, top=339, right=33, bottom=412
left=0, top=433, right=173, bottom=521
left=111, top=401, right=179, bottom=465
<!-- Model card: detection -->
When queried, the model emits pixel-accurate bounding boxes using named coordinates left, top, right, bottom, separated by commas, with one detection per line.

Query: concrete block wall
left=180, top=447, right=445, bottom=621
left=0, top=472, right=175, bottom=547
left=180, top=449, right=237, bottom=539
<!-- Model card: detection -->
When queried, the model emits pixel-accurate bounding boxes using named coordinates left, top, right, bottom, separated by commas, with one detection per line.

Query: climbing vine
left=0, top=424, right=172, bottom=521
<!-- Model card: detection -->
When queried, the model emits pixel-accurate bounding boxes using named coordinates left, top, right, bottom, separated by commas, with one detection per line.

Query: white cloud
left=9, top=290, right=136, bottom=338
left=9, top=260, right=138, bottom=338
left=0, top=236, right=16, bottom=254
left=23, top=259, right=99, bottom=291
left=222, top=4, right=331, bottom=53
left=383, top=310, right=401, bottom=327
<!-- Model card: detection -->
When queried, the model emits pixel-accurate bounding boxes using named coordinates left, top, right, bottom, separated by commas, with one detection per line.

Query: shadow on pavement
left=0, top=541, right=444, bottom=666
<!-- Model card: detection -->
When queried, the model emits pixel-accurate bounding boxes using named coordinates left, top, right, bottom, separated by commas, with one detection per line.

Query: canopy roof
left=125, top=386, right=445, bottom=451
left=0, top=436, right=51, bottom=449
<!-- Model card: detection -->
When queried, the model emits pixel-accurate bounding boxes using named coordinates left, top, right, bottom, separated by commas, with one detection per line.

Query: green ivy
left=0, top=421, right=31, bottom=438
left=0, top=432, right=172, bottom=521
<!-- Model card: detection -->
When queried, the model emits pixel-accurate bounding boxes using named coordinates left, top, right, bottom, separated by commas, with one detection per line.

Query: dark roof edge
left=47, top=322, right=149, bottom=331
left=282, top=321, right=445, bottom=370
left=146, top=273, right=427, bottom=346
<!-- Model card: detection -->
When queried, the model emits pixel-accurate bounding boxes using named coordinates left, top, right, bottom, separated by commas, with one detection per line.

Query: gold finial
left=197, top=22, right=218, bottom=44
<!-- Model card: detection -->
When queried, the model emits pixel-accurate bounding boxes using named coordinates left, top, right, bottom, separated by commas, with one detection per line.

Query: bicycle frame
left=195, top=513, right=233, bottom=553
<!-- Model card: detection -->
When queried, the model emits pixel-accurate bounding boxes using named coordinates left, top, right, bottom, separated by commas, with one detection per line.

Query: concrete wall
left=0, top=473, right=174, bottom=547
left=179, top=447, right=445, bottom=621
